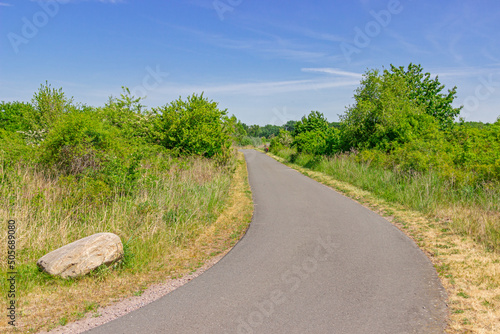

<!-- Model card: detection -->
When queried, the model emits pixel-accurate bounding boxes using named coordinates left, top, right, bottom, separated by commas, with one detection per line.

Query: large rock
left=37, top=233, right=124, bottom=278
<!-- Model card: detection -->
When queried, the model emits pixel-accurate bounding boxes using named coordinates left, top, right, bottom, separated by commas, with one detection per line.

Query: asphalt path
left=86, top=149, right=447, bottom=333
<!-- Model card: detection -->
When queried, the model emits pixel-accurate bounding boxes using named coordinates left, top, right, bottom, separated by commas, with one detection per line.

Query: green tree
left=269, top=129, right=293, bottom=152
left=340, top=68, right=441, bottom=151
left=292, top=111, right=339, bottom=155
left=99, top=87, right=154, bottom=141
left=293, top=111, right=329, bottom=136
left=283, top=120, right=297, bottom=132
left=387, top=63, right=462, bottom=128
left=29, top=81, right=73, bottom=131
left=226, top=115, right=248, bottom=145
left=153, top=93, right=232, bottom=161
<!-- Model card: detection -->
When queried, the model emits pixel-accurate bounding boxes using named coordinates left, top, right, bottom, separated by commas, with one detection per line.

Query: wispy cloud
left=301, top=68, right=363, bottom=79
left=384, top=29, right=431, bottom=56
left=147, top=19, right=329, bottom=62
left=430, top=65, right=500, bottom=78
left=0, top=2, right=12, bottom=6
left=264, top=23, right=346, bottom=43
left=154, top=77, right=360, bottom=97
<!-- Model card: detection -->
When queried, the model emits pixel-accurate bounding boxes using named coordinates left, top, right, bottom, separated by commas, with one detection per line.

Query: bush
left=153, top=93, right=232, bottom=162
left=270, top=129, right=292, bottom=153
left=339, top=69, right=441, bottom=151
left=99, top=87, right=155, bottom=141
left=0, top=101, right=35, bottom=132
left=29, top=82, right=73, bottom=132
left=292, top=111, right=333, bottom=155
left=0, top=129, right=34, bottom=165
left=39, top=111, right=113, bottom=175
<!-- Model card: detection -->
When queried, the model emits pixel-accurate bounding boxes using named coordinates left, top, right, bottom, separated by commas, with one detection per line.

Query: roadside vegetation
left=0, top=85, right=253, bottom=332
left=268, top=64, right=500, bottom=252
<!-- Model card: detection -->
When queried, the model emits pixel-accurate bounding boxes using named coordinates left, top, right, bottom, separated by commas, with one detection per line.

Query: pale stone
left=37, top=232, right=124, bottom=278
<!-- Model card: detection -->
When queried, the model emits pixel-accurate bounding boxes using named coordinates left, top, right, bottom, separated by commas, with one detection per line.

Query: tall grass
left=275, top=148, right=500, bottom=251
left=0, top=153, right=233, bottom=294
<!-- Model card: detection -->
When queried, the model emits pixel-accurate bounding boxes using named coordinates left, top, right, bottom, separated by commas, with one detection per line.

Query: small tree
left=269, top=129, right=293, bottom=152
left=100, top=87, right=154, bottom=140
left=386, top=63, right=462, bottom=129
left=153, top=93, right=232, bottom=161
left=339, top=65, right=450, bottom=151
left=293, top=111, right=329, bottom=137
left=29, top=81, right=73, bottom=131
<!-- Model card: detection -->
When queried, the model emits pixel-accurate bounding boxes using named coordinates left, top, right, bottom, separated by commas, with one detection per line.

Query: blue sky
left=1, top=0, right=500, bottom=125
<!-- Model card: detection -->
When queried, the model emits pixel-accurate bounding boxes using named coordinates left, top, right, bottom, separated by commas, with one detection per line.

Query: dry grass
left=0, top=152, right=253, bottom=333
left=268, top=151, right=500, bottom=334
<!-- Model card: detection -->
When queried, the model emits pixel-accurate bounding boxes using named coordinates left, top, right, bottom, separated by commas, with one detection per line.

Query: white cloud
left=0, top=2, right=12, bottom=6
left=154, top=77, right=360, bottom=97
left=301, top=68, right=363, bottom=79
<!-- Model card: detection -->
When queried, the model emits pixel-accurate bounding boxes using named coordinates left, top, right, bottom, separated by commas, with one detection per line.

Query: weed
left=458, top=291, right=470, bottom=299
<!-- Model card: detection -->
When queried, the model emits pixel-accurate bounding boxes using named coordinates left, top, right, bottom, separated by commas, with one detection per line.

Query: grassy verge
left=0, top=151, right=253, bottom=333
left=268, top=148, right=500, bottom=334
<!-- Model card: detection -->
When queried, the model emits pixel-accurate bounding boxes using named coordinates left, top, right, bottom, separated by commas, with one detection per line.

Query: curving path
left=86, top=149, right=447, bottom=334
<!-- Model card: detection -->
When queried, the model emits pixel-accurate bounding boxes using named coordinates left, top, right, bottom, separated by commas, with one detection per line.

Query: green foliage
left=283, top=120, right=297, bottom=132
left=447, top=119, right=500, bottom=184
left=29, top=81, right=73, bottom=131
left=261, top=63, right=497, bottom=188
left=99, top=87, right=156, bottom=141
left=387, top=64, right=462, bottom=129
left=294, top=130, right=328, bottom=155
left=227, top=115, right=249, bottom=145
left=270, top=129, right=293, bottom=153
left=153, top=93, right=232, bottom=161
left=0, top=101, right=34, bottom=132
left=0, top=129, right=33, bottom=164
left=244, top=124, right=281, bottom=138
left=239, top=136, right=262, bottom=147
left=39, top=111, right=112, bottom=175
left=293, top=111, right=329, bottom=136
left=291, top=111, right=340, bottom=155
left=340, top=69, right=440, bottom=151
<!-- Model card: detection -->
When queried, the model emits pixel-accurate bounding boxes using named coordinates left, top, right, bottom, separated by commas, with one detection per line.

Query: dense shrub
left=98, top=87, right=156, bottom=142
left=152, top=93, right=232, bottom=162
left=29, top=82, right=74, bottom=132
left=0, top=101, right=34, bottom=132
left=289, top=111, right=341, bottom=155
left=39, top=111, right=113, bottom=175
left=339, top=69, right=442, bottom=151
left=0, top=129, right=33, bottom=165
left=270, top=129, right=292, bottom=152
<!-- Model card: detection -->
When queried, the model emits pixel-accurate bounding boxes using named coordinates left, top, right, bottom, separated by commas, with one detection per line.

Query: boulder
left=37, top=232, right=123, bottom=278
